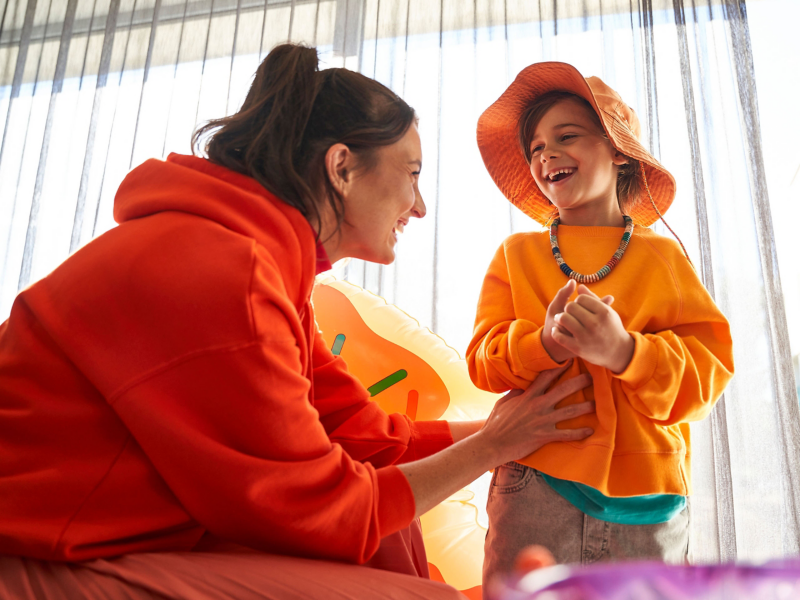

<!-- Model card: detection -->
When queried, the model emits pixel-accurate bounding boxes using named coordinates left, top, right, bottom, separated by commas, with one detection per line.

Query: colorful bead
left=549, top=216, right=634, bottom=284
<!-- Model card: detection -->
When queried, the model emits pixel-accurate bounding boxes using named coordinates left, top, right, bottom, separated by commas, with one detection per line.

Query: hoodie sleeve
left=467, top=242, right=564, bottom=393
left=311, top=331, right=453, bottom=467
left=107, top=255, right=417, bottom=565
left=613, top=247, right=735, bottom=425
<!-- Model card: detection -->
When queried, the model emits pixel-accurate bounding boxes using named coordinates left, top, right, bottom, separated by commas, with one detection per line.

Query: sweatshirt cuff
left=614, top=332, right=658, bottom=388
left=517, top=327, right=568, bottom=372
left=376, top=466, right=416, bottom=537
left=407, top=420, right=454, bottom=460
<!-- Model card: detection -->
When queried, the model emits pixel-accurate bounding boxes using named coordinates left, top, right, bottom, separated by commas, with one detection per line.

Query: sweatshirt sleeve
left=467, top=242, right=564, bottom=393
left=614, top=253, right=735, bottom=425
left=107, top=267, right=418, bottom=565
left=311, top=330, right=453, bottom=466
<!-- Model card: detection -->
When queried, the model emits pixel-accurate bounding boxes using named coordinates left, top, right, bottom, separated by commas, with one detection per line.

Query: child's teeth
left=549, top=168, right=574, bottom=181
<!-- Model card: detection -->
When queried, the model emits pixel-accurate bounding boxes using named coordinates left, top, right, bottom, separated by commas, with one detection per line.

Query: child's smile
left=528, top=98, right=628, bottom=225
left=543, top=167, right=577, bottom=185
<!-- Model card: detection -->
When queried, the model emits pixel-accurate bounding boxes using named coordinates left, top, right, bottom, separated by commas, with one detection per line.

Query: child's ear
left=612, top=150, right=629, bottom=166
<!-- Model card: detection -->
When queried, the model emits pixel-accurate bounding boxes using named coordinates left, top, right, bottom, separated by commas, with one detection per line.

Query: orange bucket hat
left=477, top=62, right=676, bottom=227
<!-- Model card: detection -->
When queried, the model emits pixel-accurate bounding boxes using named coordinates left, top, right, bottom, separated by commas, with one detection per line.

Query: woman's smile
left=392, top=219, right=407, bottom=241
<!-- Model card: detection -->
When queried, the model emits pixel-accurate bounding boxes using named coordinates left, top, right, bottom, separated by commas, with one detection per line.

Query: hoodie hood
left=114, top=153, right=322, bottom=306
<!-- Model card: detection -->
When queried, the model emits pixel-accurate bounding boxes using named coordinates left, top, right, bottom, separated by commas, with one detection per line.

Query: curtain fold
left=0, top=0, right=798, bottom=564
left=721, top=0, right=800, bottom=555
left=672, top=0, right=737, bottom=561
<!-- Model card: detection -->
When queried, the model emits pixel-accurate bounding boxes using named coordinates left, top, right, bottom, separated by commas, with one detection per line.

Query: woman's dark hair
left=192, top=44, right=416, bottom=238
left=518, top=91, right=641, bottom=216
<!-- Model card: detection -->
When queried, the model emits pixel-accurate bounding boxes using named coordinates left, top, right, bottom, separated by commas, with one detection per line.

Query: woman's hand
left=551, top=284, right=634, bottom=374
left=397, top=363, right=594, bottom=518
left=475, top=361, right=594, bottom=467
left=541, top=280, right=579, bottom=364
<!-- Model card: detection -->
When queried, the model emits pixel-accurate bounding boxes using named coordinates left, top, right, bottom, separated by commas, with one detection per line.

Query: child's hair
left=517, top=91, right=642, bottom=216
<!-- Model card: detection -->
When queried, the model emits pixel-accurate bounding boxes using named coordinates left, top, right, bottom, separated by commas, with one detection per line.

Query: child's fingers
left=556, top=279, right=576, bottom=301
left=573, top=294, right=610, bottom=315
left=564, top=301, right=596, bottom=326
left=549, top=279, right=576, bottom=315
left=554, top=323, right=573, bottom=337
left=554, top=312, right=584, bottom=336
left=551, top=326, right=581, bottom=355
left=577, top=285, right=614, bottom=306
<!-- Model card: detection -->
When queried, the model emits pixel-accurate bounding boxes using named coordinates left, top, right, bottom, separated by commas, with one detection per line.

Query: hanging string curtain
left=0, top=0, right=798, bottom=565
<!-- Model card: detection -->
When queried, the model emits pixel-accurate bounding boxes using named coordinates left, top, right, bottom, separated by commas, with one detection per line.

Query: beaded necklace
left=550, top=215, right=634, bottom=284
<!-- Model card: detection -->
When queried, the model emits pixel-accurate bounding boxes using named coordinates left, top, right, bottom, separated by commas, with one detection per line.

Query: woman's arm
left=448, top=420, right=485, bottom=442
left=310, top=330, right=545, bottom=454
left=310, top=332, right=454, bottom=465
left=399, top=363, right=594, bottom=517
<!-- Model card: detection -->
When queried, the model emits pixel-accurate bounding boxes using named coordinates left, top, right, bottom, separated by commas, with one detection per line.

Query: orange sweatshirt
left=467, top=225, right=734, bottom=497
left=0, top=154, right=452, bottom=563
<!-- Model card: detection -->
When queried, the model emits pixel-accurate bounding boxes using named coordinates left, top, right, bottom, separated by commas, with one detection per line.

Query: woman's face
left=324, top=124, right=426, bottom=264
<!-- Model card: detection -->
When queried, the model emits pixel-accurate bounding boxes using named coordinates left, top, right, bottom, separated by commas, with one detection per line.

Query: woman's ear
left=612, top=150, right=630, bottom=167
left=325, top=143, right=354, bottom=196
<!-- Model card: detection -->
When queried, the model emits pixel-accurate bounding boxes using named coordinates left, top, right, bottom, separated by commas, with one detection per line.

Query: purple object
left=492, top=560, right=800, bottom=600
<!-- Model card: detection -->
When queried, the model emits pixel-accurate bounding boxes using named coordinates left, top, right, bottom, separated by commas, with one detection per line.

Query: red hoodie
left=0, top=154, right=452, bottom=563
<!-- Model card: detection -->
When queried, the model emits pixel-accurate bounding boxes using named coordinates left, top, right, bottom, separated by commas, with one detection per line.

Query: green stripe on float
left=331, top=334, right=346, bottom=356
left=367, top=369, right=408, bottom=397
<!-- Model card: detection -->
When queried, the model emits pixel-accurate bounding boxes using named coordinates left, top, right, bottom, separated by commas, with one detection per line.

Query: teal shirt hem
left=540, top=473, right=686, bottom=525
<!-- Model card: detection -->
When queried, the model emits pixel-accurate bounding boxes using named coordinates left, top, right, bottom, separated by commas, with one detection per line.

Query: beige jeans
left=483, top=461, right=690, bottom=588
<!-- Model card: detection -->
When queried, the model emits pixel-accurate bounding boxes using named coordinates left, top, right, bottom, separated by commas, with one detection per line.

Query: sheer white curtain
left=1, top=0, right=798, bottom=564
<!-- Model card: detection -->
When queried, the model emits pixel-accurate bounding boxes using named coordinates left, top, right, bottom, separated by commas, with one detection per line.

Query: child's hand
left=550, top=284, right=634, bottom=374
left=541, top=280, right=578, bottom=364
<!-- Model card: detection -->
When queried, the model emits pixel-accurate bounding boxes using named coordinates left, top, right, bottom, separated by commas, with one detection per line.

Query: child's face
left=528, top=99, right=627, bottom=218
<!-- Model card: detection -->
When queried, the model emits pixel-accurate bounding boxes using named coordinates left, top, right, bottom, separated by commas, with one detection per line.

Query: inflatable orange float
left=312, top=275, right=501, bottom=599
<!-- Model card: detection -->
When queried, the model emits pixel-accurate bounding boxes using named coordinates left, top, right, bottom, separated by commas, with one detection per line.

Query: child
left=467, top=63, right=734, bottom=583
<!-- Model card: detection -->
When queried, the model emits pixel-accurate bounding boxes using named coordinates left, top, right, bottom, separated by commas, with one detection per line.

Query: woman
left=0, top=44, right=594, bottom=599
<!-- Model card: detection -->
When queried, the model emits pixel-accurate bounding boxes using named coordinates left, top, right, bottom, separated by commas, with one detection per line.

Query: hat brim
left=476, top=62, right=675, bottom=227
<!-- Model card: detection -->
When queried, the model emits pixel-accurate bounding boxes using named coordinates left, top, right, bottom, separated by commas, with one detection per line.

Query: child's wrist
left=608, top=333, right=635, bottom=374
left=541, top=327, right=569, bottom=364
